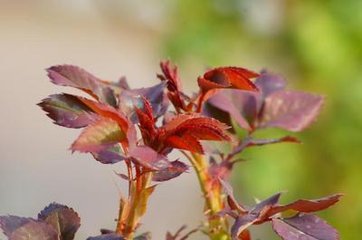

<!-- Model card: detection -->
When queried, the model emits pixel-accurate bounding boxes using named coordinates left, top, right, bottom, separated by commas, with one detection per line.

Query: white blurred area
left=0, top=1, right=204, bottom=239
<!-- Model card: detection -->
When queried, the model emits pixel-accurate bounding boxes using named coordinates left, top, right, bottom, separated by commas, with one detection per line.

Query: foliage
left=162, top=1, right=361, bottom=237
left=1, top=61, right=341, bottom=239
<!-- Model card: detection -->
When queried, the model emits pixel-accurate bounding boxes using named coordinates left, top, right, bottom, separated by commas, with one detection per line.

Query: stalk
left=116, top=170, right=154, bottom=239
left=190, top=153, right=230, bottom=240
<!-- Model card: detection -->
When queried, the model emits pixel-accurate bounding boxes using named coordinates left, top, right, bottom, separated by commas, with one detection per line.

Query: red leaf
left=159, top=60, right=182, bottom=93
left=238, top=230, right=251, bottom=240
left=199, top=67, right=259, bottom=92
left=165, top=135, right=204, bottom=154
left=161, top=114, right=232, bottom=153
left=166, top=114, right=231, bottom=141
left=77, top=97, right=129, bottom=132
left=176, top=118, right=231, bottom=140
left=47, top=65, right=117, bottom=106
left=269, top=194, right=343, bottom=216
left=197, top=67, right=259, bottom=111
left=158, top=60, right=186, bottom=111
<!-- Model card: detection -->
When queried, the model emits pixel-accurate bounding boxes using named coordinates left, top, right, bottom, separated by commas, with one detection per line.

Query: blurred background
left=0, top=0, right=361, bottom=239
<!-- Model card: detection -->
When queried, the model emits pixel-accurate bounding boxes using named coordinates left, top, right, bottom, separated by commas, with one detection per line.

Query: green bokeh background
left=160, top=0, right=362, bottom=238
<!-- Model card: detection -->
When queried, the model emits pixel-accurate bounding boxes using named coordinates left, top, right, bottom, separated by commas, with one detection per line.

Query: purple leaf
left=229, top=193, right=282, bottom=239
left=255, top=71, right=287, bottom=97
left=38, top=94, right=99, bottom=128
left=118, top=82, right=168, bottom=123
left=0, top=216, right=32, bottom=237
left=231, top=215, right=258, bottom=240
left=206, top=89, right=259, bottom=131
left=71, top=118, right=126, bottom=153
left=258, top=91, right=324, bottom=132
left=134, top=232, right=152, bottom=240
left=86, top=233, right=124, bottom=240
left=250, top=192, right=282, bottom=217
left=91, top=144, right=125, bottom=164
left=47, top=65, right=117, bottom=106
left=9, top=220, right=59, bottom=240
left=219, top=179, right=247, bottom=214
left=152, top=160, right=188, bottom=181
left=128, top=146, right=170, bottom=170
left=272, top=214, right=338, bottom=240
left=38, top=203, right=81, bottom=240
left=133, top=82, right=169, bottom=117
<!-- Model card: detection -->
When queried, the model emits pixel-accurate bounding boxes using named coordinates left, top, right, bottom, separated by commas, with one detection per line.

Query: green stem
left=190, top=153, right=230, bottom=240
left=116, top=171, right=153, bottom=239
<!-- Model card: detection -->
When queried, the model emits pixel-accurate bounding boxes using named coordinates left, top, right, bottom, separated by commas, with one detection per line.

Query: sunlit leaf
left=272, top=214, right=338, bottom=240
left=38, top=203, right=81, bottom=240
left=75, top=97, right=129, bottom=131
left=71, top=118, right=126, bottom=153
